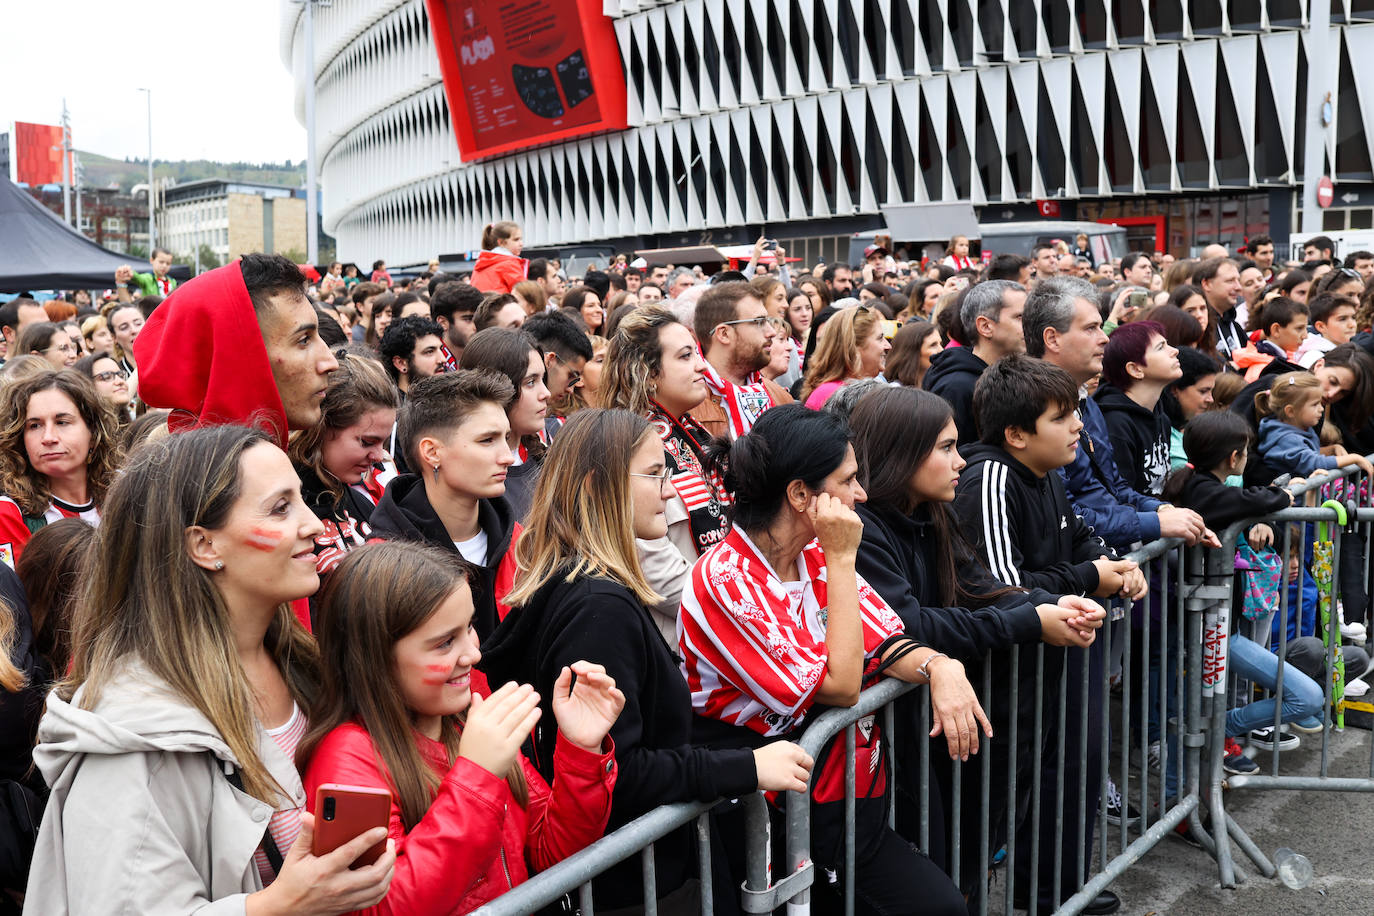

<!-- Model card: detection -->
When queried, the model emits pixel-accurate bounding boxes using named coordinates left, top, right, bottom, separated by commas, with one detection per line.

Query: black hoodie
left=921, top=346, right=989, bottom=445
left=1093, top=383, right=1172, bottom=497
left=952, top=443, right=1111, bottom=598
left=853, top=501, right=1052, bottom=663
left=367, top=474, right=519, bottom=638
left=479, top=573, right=756, bottom=910
left=1174, top=471, right=1291, bottom=533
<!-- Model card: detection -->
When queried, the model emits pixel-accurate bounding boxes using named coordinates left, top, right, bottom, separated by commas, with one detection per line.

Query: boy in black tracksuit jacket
left=952, top=355, right=1145, bottom=915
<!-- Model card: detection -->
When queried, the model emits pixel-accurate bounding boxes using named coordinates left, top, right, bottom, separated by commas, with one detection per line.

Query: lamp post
left=138, top=88, right=155, bottom=251
left=302, top=0, right=322, bottom=266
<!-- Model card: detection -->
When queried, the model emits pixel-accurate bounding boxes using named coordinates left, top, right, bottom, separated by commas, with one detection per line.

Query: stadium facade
left=282, top=1, right=1374, bottom=266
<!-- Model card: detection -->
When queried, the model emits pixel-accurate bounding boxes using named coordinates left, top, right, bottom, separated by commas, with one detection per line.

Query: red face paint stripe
left=245, top=527, right=285, bottom=552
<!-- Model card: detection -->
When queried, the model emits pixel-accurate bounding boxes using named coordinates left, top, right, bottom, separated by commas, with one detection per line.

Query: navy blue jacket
left=1060, top=393, right=1162, bottom=549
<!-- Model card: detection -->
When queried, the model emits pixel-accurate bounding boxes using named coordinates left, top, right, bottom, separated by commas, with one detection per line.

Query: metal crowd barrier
left=476, top=464, right=1374, bottom=915
left=1202, top=462, right=1374, bottom=889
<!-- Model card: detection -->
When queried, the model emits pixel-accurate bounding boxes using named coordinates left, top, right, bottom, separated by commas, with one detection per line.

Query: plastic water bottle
left=1275, top=847, right=1313, bottom=889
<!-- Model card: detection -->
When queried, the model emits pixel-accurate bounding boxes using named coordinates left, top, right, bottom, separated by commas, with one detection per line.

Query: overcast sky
left=1, top=0, right=306, bottom=164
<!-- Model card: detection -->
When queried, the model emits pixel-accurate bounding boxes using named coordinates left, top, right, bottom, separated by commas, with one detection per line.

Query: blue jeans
left=1224, top=633, right=1325, bottom=737
left=1165, top=633, right=1325, bottom=799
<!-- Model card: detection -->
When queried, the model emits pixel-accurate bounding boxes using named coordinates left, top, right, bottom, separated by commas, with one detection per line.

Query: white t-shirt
left=455, top=529, right=488, bottom=565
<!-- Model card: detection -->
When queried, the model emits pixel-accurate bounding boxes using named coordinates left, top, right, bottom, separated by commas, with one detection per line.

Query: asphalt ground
left=974, top=721, right=1374, bottom=915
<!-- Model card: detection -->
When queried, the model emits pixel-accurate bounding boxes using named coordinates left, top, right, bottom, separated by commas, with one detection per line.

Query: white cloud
left=0, top=0, right=305, bottom=164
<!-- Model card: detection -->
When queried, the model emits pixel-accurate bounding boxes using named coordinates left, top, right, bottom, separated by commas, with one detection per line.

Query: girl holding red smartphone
left=300, top=540, right=622, bottom=914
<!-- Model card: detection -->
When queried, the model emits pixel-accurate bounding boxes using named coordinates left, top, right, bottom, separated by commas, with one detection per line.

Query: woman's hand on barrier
left=925, top=657, right=993, bottom=762
left=809, top=493, right=864, bottom=561
left=753, top=741, right=814, bottom=793
left=553, top=661, right=626, bottom=753
left=1056, top=594, right=1108, bottom=630
left=246, top=811, right=396, bottom=916
left=1036, top=605, right=1094, bottom=648
left=459, top=681, right=542, bottom=778
left=1247, top=523, right=1275, bottom=550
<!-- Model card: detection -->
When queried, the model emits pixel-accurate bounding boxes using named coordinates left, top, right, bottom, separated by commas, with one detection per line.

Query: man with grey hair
left=924, top=280, right=1027, bottom=443
left=666, top=267, right=698, bottom=300
left=1025, top=276, right=1209, bottom=550
left=1019, top=276, right=1211, bottom=916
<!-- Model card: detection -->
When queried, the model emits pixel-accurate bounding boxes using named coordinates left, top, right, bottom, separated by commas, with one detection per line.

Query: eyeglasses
left=630, top=467, right=673, bottom=485
left=1338, top=267, right=1362, bottom=280
left=550, top=351, right=582, bottom=387
left=716, top=316, right=769, bottom=330
left=45, top=342, right=74, bottom=355
left=93, top=369, right=130, bottom=383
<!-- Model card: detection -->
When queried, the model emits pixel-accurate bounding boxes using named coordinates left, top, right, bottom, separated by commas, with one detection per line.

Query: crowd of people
left=0, top=221, right=1372, bottom=916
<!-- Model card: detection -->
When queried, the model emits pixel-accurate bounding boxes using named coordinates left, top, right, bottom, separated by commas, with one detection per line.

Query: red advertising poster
left=426, top=0, right=628, bottom=162
left=14, top=122, right=67, bottom=187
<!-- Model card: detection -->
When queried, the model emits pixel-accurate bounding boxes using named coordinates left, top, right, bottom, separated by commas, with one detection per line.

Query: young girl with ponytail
left=300, top=540, right=621, bottom=914
left=471, top=221, right=528, bottom=294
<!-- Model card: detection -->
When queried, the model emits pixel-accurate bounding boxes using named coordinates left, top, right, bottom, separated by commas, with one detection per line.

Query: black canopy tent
left=0, top=178, right=191, bottom=292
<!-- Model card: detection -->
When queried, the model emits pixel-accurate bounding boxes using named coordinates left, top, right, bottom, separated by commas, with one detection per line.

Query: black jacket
left=1175, top=471, right=1292, bottom=534
left=1093, top=384, right=1172, bottom=497
left=853, top=501, right=1051, bottom=664
left=952, top=443, right=1111, bottom=598
left=368, top=474, right=517, bottom=638
left=921, top=346, right=989, bottom=445
left=0, top=564, right=44, bottom=788
left=479, top=574, right=756, bottom=908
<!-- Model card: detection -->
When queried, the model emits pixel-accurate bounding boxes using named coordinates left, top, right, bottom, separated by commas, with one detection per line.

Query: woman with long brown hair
left=479, top=408, right=813, bottom=912
left=24, top=425, right=395, bottom=913
left=300, top=541, right=621, bottom=914
left=599, top=307, right=727, bottom=631
left=0, top=370, right=121, bottom=563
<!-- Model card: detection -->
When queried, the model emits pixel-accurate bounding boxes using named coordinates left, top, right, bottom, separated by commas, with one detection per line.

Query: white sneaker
left=1345, top=677, right=1370, bottom=698
left=1340, top=620, right=1367, bottom=643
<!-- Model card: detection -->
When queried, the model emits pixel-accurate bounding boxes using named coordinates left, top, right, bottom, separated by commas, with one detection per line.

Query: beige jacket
left=24, top=660, right=305, bottom=915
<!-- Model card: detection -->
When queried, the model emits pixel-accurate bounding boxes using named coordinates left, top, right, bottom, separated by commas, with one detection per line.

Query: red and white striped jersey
left=0, top=494, right=101, bottom=569
left=679, top=525, right=904, bottom=737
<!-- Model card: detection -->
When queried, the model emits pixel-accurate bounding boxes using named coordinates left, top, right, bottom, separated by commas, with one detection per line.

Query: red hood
left=133, top=261, right=288, bottom=446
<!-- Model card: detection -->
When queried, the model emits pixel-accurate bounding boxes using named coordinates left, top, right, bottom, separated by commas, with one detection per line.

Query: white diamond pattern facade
left=282, top=1, right=1374, bottom=264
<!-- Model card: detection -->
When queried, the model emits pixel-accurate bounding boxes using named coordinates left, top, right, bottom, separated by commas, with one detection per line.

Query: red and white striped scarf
left=700, top=361, right=776, bottom=441
left=649, top=406, right=730, bottom=555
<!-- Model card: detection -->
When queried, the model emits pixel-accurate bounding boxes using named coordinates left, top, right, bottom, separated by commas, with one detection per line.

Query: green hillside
left=78, top=150, right=304, bottom=193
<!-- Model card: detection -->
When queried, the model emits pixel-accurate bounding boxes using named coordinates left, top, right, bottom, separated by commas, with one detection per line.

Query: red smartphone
left=312, top=784, right=391, bottom=867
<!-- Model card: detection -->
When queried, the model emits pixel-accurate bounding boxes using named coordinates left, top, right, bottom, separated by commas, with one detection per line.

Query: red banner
left=426, top=0, right=628, bottom=162
left=13, top=122, right=67, bottom=187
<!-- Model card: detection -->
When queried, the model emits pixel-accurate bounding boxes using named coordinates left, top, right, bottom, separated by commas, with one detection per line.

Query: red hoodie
left=134, top=261, right=310, bottom=628
left=469, top=250, right=529, bottom=295
left=133, top=261, right=289, bottom=447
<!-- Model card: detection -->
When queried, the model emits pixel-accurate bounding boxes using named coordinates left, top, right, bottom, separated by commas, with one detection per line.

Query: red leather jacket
left=304, top=721, right=616, bottom=914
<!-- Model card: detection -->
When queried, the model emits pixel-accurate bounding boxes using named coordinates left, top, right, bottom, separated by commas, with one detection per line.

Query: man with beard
left=428, top=278, right=482, bottom=367
left=690, top=281, right=793, bottom=439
